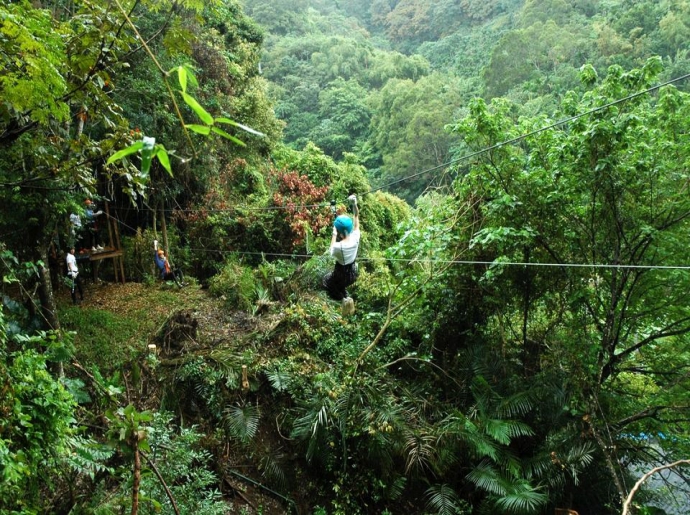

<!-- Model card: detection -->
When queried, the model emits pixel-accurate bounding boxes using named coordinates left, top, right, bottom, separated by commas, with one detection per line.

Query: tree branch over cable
left=621, top=460, right=690, bottom=515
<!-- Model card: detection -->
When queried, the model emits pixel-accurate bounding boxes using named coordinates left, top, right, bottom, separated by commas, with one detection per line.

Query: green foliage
left=224, top=402, right=260, bottom=444
left=208, top=256, right=257, bottom=311
left=0, top=3, right=70, bottom=124
left=90, top=412, right=228, bottom=515
left=425, top=484, right=471, bottom=515
left=166, top=353, right=241, bottom=420
left=272, top=142, right=340, bottom=188
left=0, top=314, right=77, bottom=513
left=312, top=78, right=372, bottom=159
left=368, top=73, right=470, bottom=202
left=122, top=228, right=159, bottom=283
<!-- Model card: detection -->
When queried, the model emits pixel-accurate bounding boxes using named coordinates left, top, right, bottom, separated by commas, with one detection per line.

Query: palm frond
left=403, top=428, right=437, bottom=474
left=425, top=483, right=462, bottom=515
left=466, top=462, right=509, bottom=496
left=290, top=401, right=333, bottom=462
left=266, top=368, right=291, bottom=392
left=223, top=402, right=260, bottom=444
left=523, top=454, right=554, bottom=481
left=260, top=451, right=288, bottom=491
left=564, top=442, right=596, bottom=485
left=386, top=475, right=407, bottom=501
left=469, top=462, right=548, bottom=514
left=494, top=487, right=548, bottom=513
left=495, top=391, right=534, bottom=418
left=483, top=418, right=535, bottom=444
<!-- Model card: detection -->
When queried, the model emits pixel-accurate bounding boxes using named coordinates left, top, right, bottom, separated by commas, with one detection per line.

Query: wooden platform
left=87, top=247, right=126, bottom=283
left=88, top=248, right=123, bottom=261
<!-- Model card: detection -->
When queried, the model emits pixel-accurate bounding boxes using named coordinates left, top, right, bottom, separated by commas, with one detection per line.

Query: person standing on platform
left=66, top=247, right=84, bottom=305
left=84, top=199, right=104, bottom=252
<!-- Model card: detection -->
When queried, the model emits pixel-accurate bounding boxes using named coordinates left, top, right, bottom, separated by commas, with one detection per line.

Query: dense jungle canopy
left=1, top=0, right=690, bottom=514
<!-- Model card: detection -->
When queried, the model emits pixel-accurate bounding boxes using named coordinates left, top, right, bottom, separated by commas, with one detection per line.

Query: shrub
left=208, top=257, right=257, bottom=311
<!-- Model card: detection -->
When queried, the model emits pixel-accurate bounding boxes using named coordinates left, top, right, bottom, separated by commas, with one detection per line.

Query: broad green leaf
left=211, top=126, right=246, bottom=146
left=185, top=124, right=211, bottom=135
left=215, top=117, right=266, bottom=137
left=182, top=92, right=213, bottom=125
left=141, top=137, right=156, bottom=175
left=106, top=141, right=144, bottom=165
left=176, top=65, right=188, bottom=93
left=155, top=147, right=172, bottom=176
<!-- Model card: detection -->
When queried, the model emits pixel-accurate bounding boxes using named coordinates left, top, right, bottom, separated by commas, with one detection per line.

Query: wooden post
left=104, top=201, right=115, bottom=250
left=241, top=365, right=249, bottom=390
left=105, top=202, right=119, bottom=283
left=111, top=203, right=125, bottom=283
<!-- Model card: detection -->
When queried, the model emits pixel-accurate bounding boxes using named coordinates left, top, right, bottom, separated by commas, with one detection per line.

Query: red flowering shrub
left=269, top=168, right=331, bottom=248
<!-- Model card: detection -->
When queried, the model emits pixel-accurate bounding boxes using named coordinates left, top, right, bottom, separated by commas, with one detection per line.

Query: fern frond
left=66, top=436, right=115, bottom=480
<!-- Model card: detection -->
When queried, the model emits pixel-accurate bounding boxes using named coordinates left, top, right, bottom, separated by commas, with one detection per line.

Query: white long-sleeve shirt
left=66, top=252, right=78, bottom=276
left=330, top=229, right=361, bottom=265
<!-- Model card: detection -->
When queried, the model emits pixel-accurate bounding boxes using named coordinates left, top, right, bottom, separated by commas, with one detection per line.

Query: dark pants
left=162, top=269, right=184, bottom=286
left=323, top=262, right=357, bottom=300
left=69, top=274, right=84, bottom=304
left=87, top=225, right=99, bottom=248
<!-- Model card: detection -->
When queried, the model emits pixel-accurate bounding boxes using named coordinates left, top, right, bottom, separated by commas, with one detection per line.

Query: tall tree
left=443, top=57, right=690, bottom=510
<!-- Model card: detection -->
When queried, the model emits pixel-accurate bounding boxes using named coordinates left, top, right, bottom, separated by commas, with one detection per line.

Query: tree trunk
left=36, top=243, right=61, bottom=331
left=131, top=432, right=141, bottom=515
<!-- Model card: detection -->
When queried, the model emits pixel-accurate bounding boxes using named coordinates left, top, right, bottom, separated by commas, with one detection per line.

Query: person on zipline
left=323, top=194, right=360, bottom=301
left=153, top=240, right=184, bottom=287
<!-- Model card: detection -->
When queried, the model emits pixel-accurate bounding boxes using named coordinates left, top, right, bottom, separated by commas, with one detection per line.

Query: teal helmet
left=334, top=215, right=353, bottom=235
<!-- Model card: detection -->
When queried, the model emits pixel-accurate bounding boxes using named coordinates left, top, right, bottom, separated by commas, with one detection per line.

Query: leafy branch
left=108, top=1, right=266, bottom=175
left=621, top=460, right=690, bottom=515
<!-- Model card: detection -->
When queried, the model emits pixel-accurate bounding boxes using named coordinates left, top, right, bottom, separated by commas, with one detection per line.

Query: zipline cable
left=187, top=247, right=690, bottom=271
left=102, top=69, right=690, bottom=217
left=101, top=210, right=690, bottom=272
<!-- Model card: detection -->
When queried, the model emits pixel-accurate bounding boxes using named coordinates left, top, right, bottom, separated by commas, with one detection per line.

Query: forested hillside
left=245, top=0, right=690, bottom=200
left=1, top=0, right=690, bottom=514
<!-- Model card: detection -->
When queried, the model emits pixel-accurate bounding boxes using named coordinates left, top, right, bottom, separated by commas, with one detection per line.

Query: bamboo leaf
left=211, top=126, right=246, bottom=146
left=155, top=146, right=172, bottom=176
left=106, top=141, right=143, bottom=165
left=214, top=117, right=266, bottom=137
left=182, top=91, right=213, bottom=125
left=176, top=65, right=187, bottom=93
left=185, top=124, right=211, bottom=135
